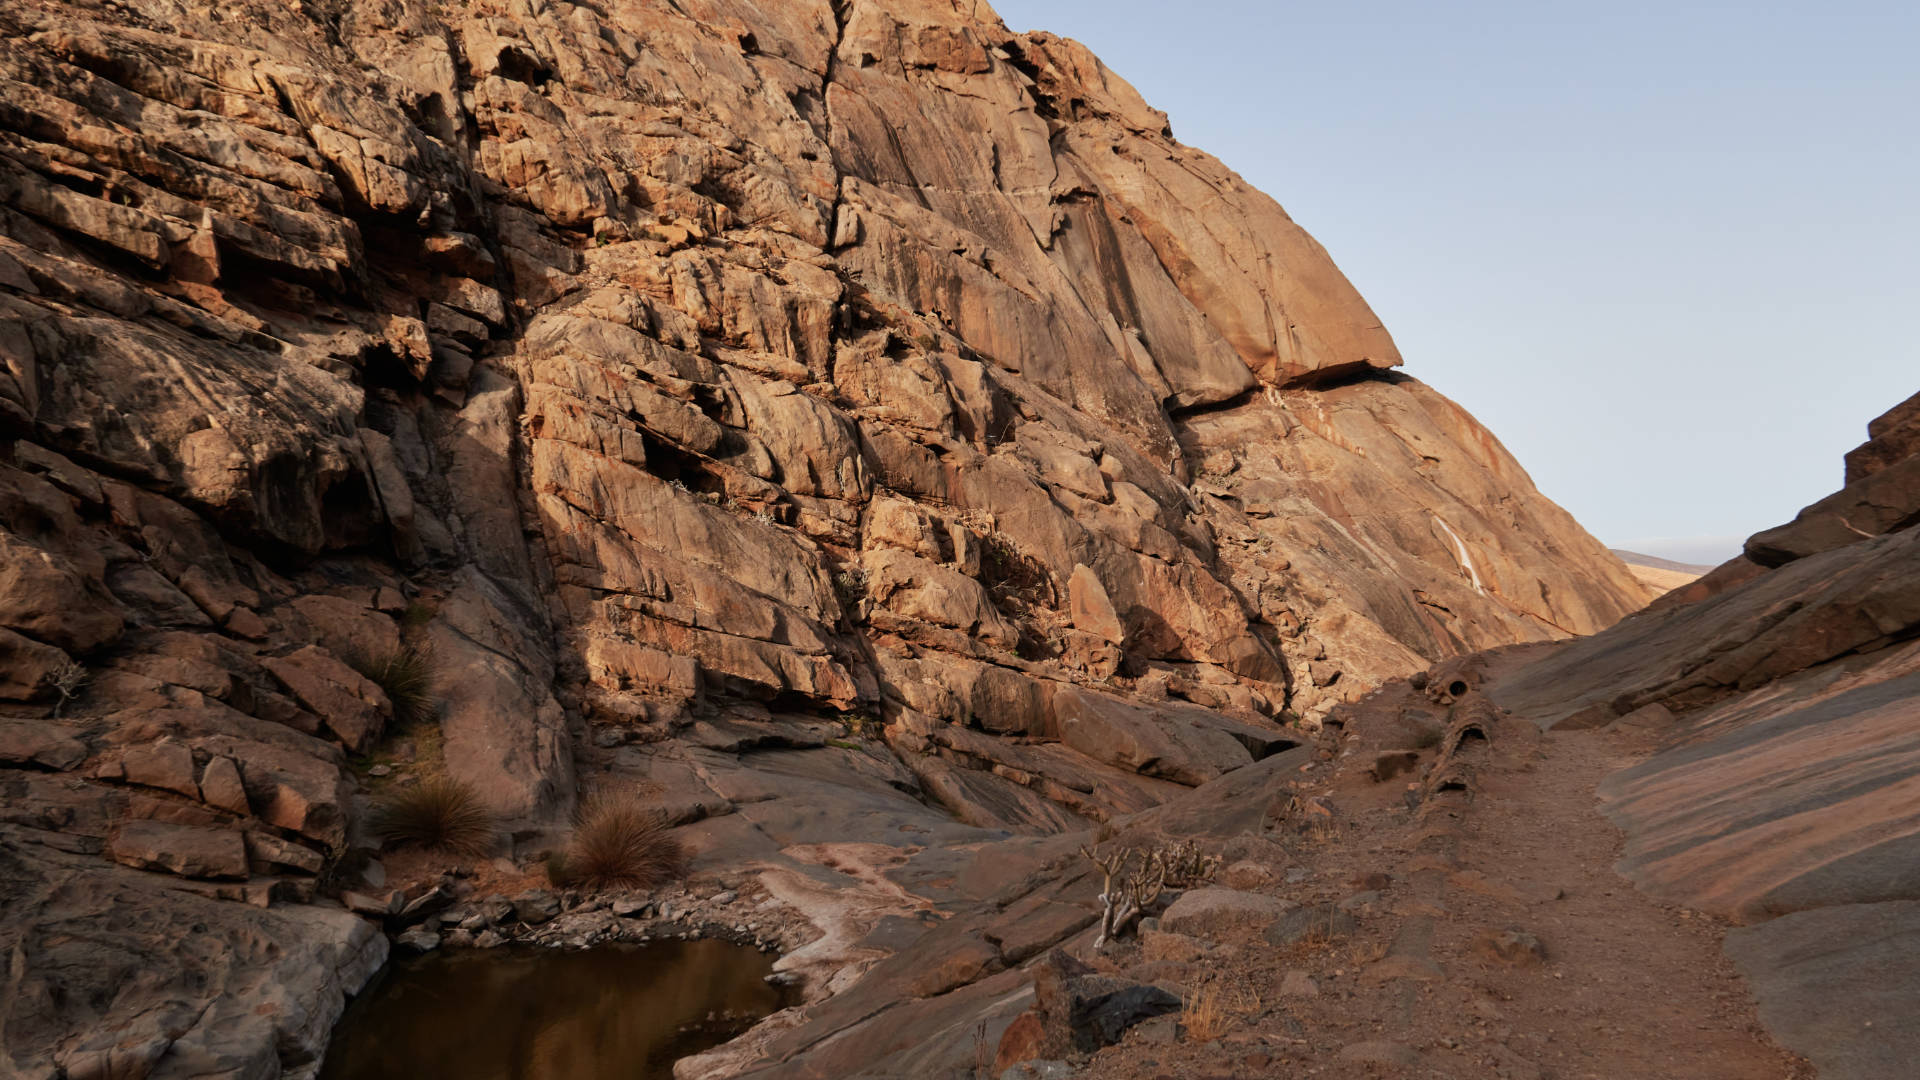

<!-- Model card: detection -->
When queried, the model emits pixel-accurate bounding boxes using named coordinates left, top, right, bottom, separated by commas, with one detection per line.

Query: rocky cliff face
left=0, top=0, right=1651, bottom=1074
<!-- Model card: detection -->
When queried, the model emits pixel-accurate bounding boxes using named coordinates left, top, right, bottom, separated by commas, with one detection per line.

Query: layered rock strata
left=0, top=0, right=1652, bottom=1075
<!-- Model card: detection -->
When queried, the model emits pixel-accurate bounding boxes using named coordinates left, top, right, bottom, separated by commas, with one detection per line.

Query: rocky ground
left=1006, top=658, right=1814, bottom=1080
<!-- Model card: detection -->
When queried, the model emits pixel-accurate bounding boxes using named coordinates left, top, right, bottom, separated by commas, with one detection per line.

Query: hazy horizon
left=992, top=0, right=1917, bottom=567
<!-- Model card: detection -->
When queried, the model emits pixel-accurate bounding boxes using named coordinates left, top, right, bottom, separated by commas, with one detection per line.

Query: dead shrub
left=567, top=794, right=689, bottom=891
left=371, top=776, right=495, bottom=856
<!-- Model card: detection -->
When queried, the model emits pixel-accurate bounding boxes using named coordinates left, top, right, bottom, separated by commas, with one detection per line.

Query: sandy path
left=1078, top=673, right=1810, bottom=1079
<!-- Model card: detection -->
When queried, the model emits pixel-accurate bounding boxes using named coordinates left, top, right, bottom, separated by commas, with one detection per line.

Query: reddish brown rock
left=197, top=756, right=251, bottom=815
left=0, top=532, right=123, bottom=653
left=1067, top=565, right=1125, bottom=646
left=283, top=595, right=401, bottom=664
left=1844, top=390, right=1920, bottom=483
left=0, top=718, right=87, bottom=770
left=993, top=1010, right=1051, bottom=1074
left=262, top=646, right=390, bottom=753
left=120, top=741, right=200, bottom=799
left=0, top=626, right=70, bottom=702
left=1745, top=453, right=1920, bottom=567
left=107, top=821, right=249, bottom=881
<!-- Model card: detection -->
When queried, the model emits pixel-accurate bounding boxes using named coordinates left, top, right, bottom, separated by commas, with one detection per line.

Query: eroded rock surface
left=0, top=0, right=1656, bottom=1075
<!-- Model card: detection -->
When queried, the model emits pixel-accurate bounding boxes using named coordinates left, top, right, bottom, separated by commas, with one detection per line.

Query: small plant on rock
left=840, top=708, right=878, bottom=739
left=567, top=794, right=689, bottom=891
left=49, top=660, right=87, bottom=718
left=371, top=776, right=496, bottom=856
left=1080, top=838, right=1220, bottom=950
left=350, top=643, right=438, bottom=729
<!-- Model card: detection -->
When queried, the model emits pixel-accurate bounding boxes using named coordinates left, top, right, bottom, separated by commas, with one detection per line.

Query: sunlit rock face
left=0, top=0, right=1651, bottom=1074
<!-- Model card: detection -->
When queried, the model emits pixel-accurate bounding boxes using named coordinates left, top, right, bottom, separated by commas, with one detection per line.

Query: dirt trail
left=1079, top=662, right=1812, bottom=1079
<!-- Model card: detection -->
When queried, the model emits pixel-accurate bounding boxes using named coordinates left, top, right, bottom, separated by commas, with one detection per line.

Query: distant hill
left=1610, top=549, right=1712, bottom=597
left=1611, top=550, right=1717, bottom=575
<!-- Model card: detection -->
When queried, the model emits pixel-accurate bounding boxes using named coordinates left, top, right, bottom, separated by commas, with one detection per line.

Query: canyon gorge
left=0, top=0, right=1914, bottom=1077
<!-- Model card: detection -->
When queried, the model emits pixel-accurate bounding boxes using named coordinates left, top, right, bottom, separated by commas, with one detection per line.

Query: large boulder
left=997, top=949, right=1181, bottom=1063
left=1160, top=886, right=1292, bottom=941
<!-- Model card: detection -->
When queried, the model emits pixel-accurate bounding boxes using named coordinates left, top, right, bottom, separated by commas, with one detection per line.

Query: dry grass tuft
left=351, top=643, right=439, bottom=729
left=371, top=776, right=496, bottom=856
left=1182, top=980, right=1259, bottom=1042
left=1352, top=936, right=1392, bottom=965
left=566, top=794, right=689, bottom=891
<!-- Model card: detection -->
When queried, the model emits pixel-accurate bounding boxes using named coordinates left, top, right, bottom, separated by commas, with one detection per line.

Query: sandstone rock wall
left=0, top=0, right=1651, bottom=1074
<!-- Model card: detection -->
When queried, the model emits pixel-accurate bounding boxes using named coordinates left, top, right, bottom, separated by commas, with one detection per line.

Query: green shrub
left=351, top=643, right=438, bottom=729
left=566, top=794, right=689, bottom=891
left=371, top=776, right=496, bottom=856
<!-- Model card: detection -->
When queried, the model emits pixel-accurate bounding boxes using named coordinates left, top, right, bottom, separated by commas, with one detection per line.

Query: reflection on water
left=320, top=940, right=793, bottom=1080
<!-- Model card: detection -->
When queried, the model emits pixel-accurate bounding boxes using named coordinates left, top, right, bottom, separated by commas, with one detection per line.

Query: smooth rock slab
left=3, top=841, right=386, bottom=1080
left=121, top=741, right=200, bottom=798
left=1727, top=900, right=1920, bottom=1080
left=107, top=820, right=248, bottom=880
left=0, top=719, right=87, bottom=770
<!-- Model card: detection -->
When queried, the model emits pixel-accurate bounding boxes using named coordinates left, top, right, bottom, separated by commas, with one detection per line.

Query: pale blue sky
left=991, top=0, right=1918, bottom=565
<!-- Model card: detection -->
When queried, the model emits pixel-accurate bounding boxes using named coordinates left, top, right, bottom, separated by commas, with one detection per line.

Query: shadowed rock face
left=0, top=0, right=1651, bottom=1074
